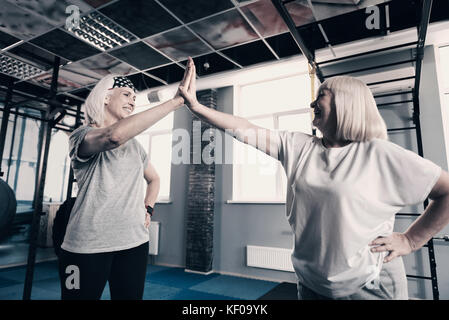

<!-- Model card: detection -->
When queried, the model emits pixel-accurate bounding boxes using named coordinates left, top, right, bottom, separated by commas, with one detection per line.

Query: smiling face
left=104, top=87, right=136, bottom=123
left=311, top=87, right=337, bottom=139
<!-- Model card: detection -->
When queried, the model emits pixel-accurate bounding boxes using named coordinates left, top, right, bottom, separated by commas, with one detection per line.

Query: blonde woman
left=179, top=57, right=449, bottom=300
left=59, top=73, right=187, bottom=300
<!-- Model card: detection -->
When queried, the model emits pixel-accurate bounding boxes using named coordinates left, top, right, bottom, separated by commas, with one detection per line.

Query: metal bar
left=53, top=125, right=72, bottom=133
left=6, top=111, right=19, bottom=183
left=387, top=126, right=416, bottom=132
left=50, top=110, right=67, bottom=127
left=66, top=104, right=82, bottom=200
left=23, top=56, right=60, bottom=300
left=377, top=100, right=413, bottom=107
left=414, top=0, right=433, bottom=95
left=271, top=0, right=324, bottom=82
left=0, top=85, right=78, bottom=112
left=406, top=275, right=432, bottom=280
left=377, top=100, right=414, bottom=107
left=13, top=117, right=26, bottom=193
left=0, top=108, right=46, bottom=122
left=317, top=42, right=418, bottom=66
left=0, top=77, right=15, bottom=177
left=366, top=76, right=415, bottom=86
left=323, top=59, right=416, bottom=78
left=396, top=213, right=421, bottom=217
left=411, top=0, right=438, bottom=298
left=374, top=91, right=414, bottom=99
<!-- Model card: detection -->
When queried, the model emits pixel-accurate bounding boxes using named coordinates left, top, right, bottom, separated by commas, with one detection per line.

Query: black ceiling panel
left=296, top=23, right=327, bottom=52
left=109, top=42, right=171, bottom=70
left=30, top=29, right=101, bottom=61
left=159, top=0, right=234, bottom=23
left=9, top=0, right=93, bottom=26
left=320, top=5, right=386, bottom=47
left=188, top=52, right=239, bottom=76
left=0, top=72, right=17, bottom=86
left=0, top=30, right=20, bottom=50
left=266, top=32, right=301, bottom=58
left=99, top=0, right=180, bottom=38
left=83, top=0, right=116, bottom=8
left=145, top=27, right=212, bottom=62
left=127, top=73, right=165, bottom=91
left=146, top=63, right=185, bottom=84
left=14, top=79, right=50, bottom=97
left=189, top=9, right=259, bottom=50
left=388, top=0, right=421, bottom=33
left=0, top=0, right=55, bottom=40
left=221, top=40, right=276, bottom=67
left=7, top=42, right=69, bottom=70
left=430, top=0, right=449, bottom=23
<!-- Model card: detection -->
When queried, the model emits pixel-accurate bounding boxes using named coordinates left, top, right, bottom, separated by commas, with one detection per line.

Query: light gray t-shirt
left=62, top=125, right=150, bottom=253
left=273, top=131, right=441, bottom=298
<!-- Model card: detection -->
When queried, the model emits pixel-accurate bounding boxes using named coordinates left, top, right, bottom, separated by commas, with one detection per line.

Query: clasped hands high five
left=175, top=57, right=200, bottom=110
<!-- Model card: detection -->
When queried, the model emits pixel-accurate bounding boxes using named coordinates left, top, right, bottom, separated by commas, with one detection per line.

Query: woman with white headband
left=178, top=57, right=449, bottom=300
left=59, top=73, right=187, bottom=300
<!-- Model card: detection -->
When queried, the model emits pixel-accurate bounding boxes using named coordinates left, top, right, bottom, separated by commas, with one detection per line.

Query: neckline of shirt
left=315, top=137, right=354, bottom=152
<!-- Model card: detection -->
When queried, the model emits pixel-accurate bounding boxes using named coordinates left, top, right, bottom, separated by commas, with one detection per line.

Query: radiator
left=246, top=245, right=294, bottom=272
left=149, top=221, right=160, bottom=255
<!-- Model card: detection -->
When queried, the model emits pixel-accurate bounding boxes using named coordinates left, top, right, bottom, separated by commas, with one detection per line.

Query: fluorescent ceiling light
left=0, top=53, right=46, bottom=80
left=67, top=11, right=136, bottom=51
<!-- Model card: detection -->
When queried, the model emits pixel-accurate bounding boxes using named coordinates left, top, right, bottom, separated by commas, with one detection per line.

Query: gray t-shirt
left=62, top=125, right=150, bottom=253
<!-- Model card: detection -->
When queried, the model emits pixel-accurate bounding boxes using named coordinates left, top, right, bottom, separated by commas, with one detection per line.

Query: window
left=134, top=108, right=174, bottom=202
left=233, top=74, right=313, bottom=201
left=44, top=130, right=71, bottom=202
left=0, top=111, right=41, bottom=211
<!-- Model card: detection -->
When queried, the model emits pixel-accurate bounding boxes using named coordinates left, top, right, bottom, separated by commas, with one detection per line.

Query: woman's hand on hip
left=177, top=57, right=199, bottom=108
left=369, top=232, right=413, bottom=263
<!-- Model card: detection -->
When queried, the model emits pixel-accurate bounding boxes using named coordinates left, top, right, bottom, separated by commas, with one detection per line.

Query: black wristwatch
left=146, top=205, right=154, bottom=216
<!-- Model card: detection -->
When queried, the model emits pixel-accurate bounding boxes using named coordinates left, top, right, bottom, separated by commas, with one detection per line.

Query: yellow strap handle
left=308, top=64, right=316, bottom=134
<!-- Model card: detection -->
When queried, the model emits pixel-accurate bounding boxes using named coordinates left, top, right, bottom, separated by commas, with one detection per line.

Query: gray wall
left=152, top=45, right=449, bottom=299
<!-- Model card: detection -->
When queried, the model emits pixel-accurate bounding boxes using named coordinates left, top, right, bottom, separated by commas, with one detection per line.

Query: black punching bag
left=0, top=179, right=16, bottom=241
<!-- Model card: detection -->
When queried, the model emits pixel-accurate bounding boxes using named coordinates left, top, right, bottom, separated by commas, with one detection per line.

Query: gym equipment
left=0, top=179, right=16, bottom=241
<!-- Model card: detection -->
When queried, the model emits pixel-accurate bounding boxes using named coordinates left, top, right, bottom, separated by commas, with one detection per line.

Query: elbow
left=106, top=127, right=123, bottom=148
left=147, top=174, right=160, bottom=186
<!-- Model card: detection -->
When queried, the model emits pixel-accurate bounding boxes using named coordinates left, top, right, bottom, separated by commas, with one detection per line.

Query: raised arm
left=178, top=57, right=278, bottom=157
left=79, top=97, right=184, bottom=158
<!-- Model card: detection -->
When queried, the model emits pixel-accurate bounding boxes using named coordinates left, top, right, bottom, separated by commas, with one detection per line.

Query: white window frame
left=232, top=75, right=313, bottom=202
left=137, top=127, right=173, bottom=203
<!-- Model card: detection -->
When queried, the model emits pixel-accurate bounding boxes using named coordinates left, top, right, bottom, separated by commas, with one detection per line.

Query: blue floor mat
left=0, top=261, right=280, bottom=300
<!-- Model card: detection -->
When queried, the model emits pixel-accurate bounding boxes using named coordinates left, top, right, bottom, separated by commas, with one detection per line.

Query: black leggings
left=58, top=242, right=149, bottom=300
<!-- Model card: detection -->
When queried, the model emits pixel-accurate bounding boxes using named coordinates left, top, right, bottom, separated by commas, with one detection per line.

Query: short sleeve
left=69, top=125, right=96, bottom=163
left=272, top=130, right=313, bottom=169
left=134, top=139, right=149, bottom=169
left=376, top=140, right=442, bottom=206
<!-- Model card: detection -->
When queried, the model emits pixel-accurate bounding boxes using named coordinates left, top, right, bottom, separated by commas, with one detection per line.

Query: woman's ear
left=104, top=94, right=111, bottom=105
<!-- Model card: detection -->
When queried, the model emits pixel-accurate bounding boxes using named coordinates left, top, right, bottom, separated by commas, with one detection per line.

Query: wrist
left=146, top=204, right=154, bottom=216
left=403, top=232, right=418, bottom=252
left=172, top=96, right=185, bottom=107
left=189, top=101, right=201, bottom=111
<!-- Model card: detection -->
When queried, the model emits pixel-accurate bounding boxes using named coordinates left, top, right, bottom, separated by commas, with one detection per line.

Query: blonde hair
left=320, top=76, right=388, bottom=141
left=82, top=74, right=118, bottom=126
